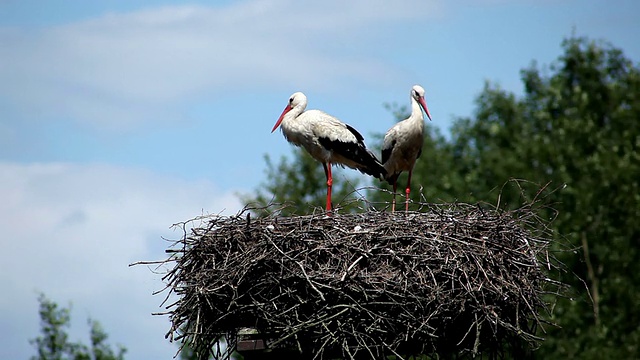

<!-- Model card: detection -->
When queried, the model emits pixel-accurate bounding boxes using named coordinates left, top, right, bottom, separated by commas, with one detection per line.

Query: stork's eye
left=289, top=97, right=294, bottom=103
left=413, top=90, right=420, bottom=98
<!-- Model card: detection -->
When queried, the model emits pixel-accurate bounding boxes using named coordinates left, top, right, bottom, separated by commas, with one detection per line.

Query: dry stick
left=268, top=308, right=350, bottom=348
left=383, top=342, right=406, bottom=360
left=340, top=255, right=364, bottom=281
left=581, top=231, right=600, bottom=326
left=473, top=314, right=482, bottom=357
left=296, top=261, right=326, bottom=301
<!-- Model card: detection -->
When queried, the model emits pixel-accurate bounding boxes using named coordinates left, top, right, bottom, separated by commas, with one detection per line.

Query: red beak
left=271, top=104, right=292, bottom=132
left=419, top=97, right=432, bottom=121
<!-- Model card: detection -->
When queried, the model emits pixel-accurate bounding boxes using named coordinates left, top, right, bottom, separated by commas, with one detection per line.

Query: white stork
left=271, top=92, right=386, bottom=212
left=381, top=85, right=432, bottom=212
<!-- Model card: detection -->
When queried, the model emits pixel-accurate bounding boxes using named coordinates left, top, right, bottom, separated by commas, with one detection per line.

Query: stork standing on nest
left=381, top=85, right=432, bottom=212
left=272, top=92, right=386, bottom=212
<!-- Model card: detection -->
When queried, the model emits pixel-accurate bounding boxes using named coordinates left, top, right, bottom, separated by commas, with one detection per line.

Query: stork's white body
left=381, top=100, right=425, bottom=176
left=381, top=85, right=432, bottom=212
left=280, top=109, right=376, bottom=172
left=272, top=92, right=385, bottom=211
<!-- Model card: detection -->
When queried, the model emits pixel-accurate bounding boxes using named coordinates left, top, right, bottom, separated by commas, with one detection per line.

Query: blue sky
left=1, top=1, right=638, bottom=359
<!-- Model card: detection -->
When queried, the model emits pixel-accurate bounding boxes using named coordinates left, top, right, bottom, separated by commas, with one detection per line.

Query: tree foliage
left=247, top=35, right=640, bottom=358
left=30, top=294, right=127, bottom=360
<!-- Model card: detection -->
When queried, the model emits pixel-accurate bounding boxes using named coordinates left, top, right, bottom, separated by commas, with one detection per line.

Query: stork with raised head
left=381, top=85, right=432, bottom=212
left=272, top=91, right=386, bottom=212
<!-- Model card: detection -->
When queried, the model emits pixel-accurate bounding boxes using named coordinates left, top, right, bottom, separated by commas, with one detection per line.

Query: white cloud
left=0, top=161, right=242, bottom=360
left=0, top=0, right=440, bottom=130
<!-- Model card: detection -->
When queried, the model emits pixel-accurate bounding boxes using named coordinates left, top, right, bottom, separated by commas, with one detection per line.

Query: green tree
left=30, top=294, right=126, bottom=360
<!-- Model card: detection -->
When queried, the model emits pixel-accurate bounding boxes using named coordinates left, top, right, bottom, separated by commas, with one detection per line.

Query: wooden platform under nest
left=143, top=203, right=567, bottom=360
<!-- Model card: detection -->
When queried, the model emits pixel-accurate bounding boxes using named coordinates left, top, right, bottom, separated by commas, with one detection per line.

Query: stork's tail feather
left=384, top=172, right=400, bottom=186
left=355, top=149, right=387, bottom=181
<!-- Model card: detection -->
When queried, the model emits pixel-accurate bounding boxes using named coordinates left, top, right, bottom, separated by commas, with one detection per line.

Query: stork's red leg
left=323, top=163, right=333, bottom=212
left=391, top=181, right=398, bottom=212
left=405, top=169, right=413, bottom=212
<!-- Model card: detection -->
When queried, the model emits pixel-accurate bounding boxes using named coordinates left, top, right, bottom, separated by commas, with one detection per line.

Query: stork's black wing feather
left=317, top=137, right=355, bottom=157
left=381, top=139, right=395, bottom=165
left=318, top=136, right=386, bottom=180
left=344, top=123, right=365, bottom=143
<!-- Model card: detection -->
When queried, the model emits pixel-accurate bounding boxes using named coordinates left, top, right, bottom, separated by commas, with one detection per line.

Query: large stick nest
left=155, top=202, right=567, bottom=359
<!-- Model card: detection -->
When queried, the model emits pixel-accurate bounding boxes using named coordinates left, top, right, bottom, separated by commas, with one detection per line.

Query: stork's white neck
left=288, top=102, right=306, bottom=120
left=410, top=97, right=425, bottom=122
